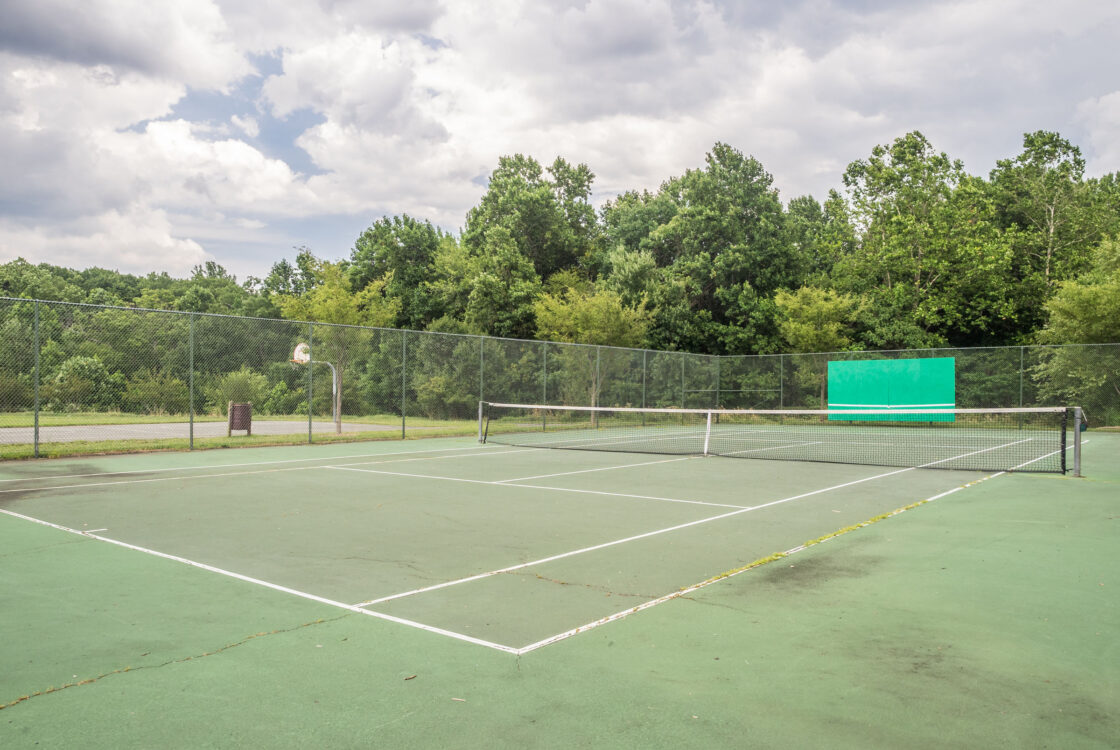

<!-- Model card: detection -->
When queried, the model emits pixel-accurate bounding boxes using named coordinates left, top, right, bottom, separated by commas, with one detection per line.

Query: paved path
left=0, top=420, right=402, bottom=444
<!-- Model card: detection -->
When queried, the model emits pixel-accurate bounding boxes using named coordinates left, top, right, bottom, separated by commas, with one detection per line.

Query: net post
left=1073, top=407, right=1082, bottom=477
left=703, top=410, right=712, bottom=456
left=478, top=400, right=484, bottom=442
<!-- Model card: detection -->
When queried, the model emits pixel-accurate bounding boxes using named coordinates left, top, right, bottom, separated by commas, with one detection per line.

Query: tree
left=534, top=288, right=650, bottom=348
left=463, top=154, right=599, bottom=278
left=607, top=143, right=795, bottom=354
left=835, top=132, right=1018, bottom=347
left=990, top=131, right=1094, bottom=288
left=775, top=286, right=863, bottom=407
left=0, top=258, right=83, bottom=302
left=426, top=228, right=542, bottom=339
left=262, top=248, right=319, bottom=297
left=349, top=214, right=445, bottom=329
left=1032, top=237, right=1120, bottom=423
left=1036, top=237, right=1120, bottom=345
left=534, top=287, right=651, bottom=410
left=464, top=228, right=543, bottom=338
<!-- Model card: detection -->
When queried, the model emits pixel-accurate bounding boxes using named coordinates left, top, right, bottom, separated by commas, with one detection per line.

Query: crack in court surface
left=0, top=614, right=351, bottom=712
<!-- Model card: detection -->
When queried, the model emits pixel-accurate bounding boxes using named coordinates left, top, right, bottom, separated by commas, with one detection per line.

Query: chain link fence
left=1, top=296, right=1116, bottom=458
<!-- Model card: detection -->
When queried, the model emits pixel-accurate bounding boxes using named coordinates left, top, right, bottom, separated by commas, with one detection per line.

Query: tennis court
left=1, top=415, right=1116, bottom=748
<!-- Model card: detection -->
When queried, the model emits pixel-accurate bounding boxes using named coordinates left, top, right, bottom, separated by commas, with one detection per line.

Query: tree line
left=3, top=130, right=1118, bottom=357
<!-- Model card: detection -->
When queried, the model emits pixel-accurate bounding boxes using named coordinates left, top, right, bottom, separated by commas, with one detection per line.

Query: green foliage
left=262, top=381, right=306, bottom=416
left=0, top=373, right=33, bottom=410
left=123, top=369, right=190, bottom=414
left=275, top=257, right=400, bottom=328
left=2, top=129, right=1119, bottom=433
left=428, top=227, right=542, bottom=339
left=463, top=154, right=598, bottom=279
left=208, top=366, right=269, bottom=414
left=349, top=215, right=445, bottom=329
left=47, top=355, right=124, bottom=411
left=774, top=287, right=863, bottom=354
left=1037, top=237, right=1120, bottom=345
left=534, top=288, right=650, bottom=348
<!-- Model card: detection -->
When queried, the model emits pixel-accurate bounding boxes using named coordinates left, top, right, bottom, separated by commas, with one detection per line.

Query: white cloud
left=1077, top=91, right=1120, bottom=176
left=0, top=206, right=212, bottom=276
left=231, top=113, right=259, bottom=138
left=1, top=0, right=1119, bottom=280
left=0, top=0, right=249, bottom=90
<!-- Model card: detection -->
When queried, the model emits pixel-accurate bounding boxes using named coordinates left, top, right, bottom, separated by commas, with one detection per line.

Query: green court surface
left=1, top=433, right=1117, bottom=748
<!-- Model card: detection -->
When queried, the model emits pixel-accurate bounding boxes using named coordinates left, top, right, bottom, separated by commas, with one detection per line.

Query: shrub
left=123, top=369, right=190, bottom=414
left=207, top=366, right=269, bottom=415
left=46, top=355, right=124, bottom=411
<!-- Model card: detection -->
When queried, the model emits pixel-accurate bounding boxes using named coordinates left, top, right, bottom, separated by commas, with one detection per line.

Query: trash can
left=228, top=402, right=252, bottom=436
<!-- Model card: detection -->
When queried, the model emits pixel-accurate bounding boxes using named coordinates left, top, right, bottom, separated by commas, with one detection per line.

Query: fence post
left=680, top=354, right=685, bottom=407
left=542, top=342, right=547, bottom=405
left=189, top=313, right=195, bottom=450
left=780, top=355, right=785, bottom=408
left=307, top=322, right=313, bottom=443
left=401, top=331, right=407, bottom=439
left=479, top=336, right=484, bottom=405
left=595, top=346, right=601, bottom=408
left=1019, top=346, right=1024, bottom=408
left=33, top=300, right=40, bottom=458
left=641, top=350, right=647, bottom=426
left=715, top=356, right=721, bottom=409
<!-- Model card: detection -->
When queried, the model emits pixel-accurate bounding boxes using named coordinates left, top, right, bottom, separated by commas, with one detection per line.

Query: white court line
left=493, top=455, right=696, bottom=483
left=0, top=443, right=497, bottom=484
left=325, top=465, right=746, bottom=510
left=355, top=435, right=1035, bottom=609
left=515, top=472, right=1003, bottom=654
left=355, top=463, right=926, bottom=607
left=722, top=440, right=823, bottom=456
left=503, top=483, right=746, bottom=509
left=0, top=447, right=536, bottom=496
left=0, top=432, right=1064, bottom=658
left=0, top=506, right=519, bottom=654
left=1010, top=437, right=1087, bottom=471
left=514, top=429, right=702, bottom=449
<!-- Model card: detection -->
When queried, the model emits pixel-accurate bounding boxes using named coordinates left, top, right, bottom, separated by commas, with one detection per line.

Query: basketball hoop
left=288, top=342, right=341, bottom=433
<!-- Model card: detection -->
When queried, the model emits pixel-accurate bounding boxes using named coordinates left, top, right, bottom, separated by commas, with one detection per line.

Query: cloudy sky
left=1, top=0, right=1118, bottom=281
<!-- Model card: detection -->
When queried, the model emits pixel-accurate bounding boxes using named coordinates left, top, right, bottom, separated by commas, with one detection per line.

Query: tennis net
left=479, top=402, right=1081, bottom=474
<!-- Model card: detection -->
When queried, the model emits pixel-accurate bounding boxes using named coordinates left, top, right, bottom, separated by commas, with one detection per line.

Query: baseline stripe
left=0, top=443, right=498, bottom=485
left=0, top=507, right=519, bottom=654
